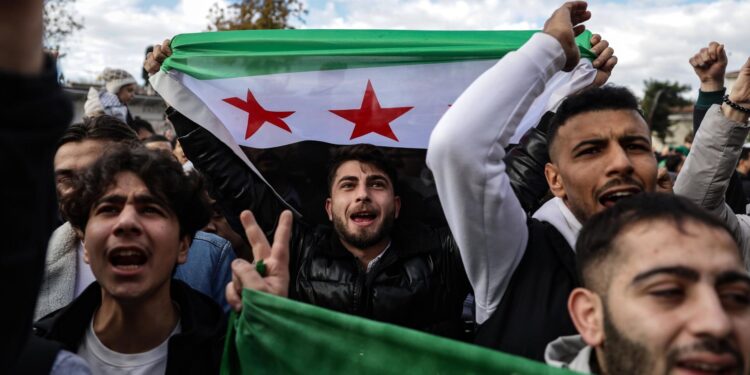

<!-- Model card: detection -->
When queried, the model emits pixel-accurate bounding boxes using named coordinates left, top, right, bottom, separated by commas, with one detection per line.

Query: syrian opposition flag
left=151, top=29, right=597, bottom=174
left=222, top=289, right=577, bottom=374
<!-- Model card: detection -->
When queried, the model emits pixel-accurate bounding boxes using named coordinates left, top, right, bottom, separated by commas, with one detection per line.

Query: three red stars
left=330, top=80, right=413, bottom=141
left=223, top=90, right=295, bottom=140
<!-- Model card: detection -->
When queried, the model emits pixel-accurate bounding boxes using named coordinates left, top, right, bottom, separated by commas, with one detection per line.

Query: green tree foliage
left=207, top=0, right=307, bottom=31
left=641, top=79, right=692, bottom=141
left=43, top=0, right=83, bottom=50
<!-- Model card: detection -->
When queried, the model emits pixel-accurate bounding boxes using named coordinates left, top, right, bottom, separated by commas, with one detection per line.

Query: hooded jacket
left=544, top=335, right=594, bottom=373
left=33, top=280, right=226, bottom=375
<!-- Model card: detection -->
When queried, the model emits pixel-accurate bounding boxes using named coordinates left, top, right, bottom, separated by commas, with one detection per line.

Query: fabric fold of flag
left=220, top=289, right=579, bottom=375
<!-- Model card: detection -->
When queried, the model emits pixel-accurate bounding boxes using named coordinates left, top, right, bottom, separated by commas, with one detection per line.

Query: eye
left=339, top=182, right=355, bottom=190
left=626, top=143, right=650, bottom=152
left=95, top=204, right=120, bottom=215
left=142, top=205, right=166, bottom=216
left=369, top=180, right=386, bottom=189
left=575, top=147, right=600, bottom=158
left=649, top=287, right=685, bottom=301
left=719, top=286, right=750, bottom=309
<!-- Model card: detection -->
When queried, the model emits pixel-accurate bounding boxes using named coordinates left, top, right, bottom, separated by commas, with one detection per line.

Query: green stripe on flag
left=221, top=289, right=581, bottom=374
left=164, top=29, right=595, bottom=80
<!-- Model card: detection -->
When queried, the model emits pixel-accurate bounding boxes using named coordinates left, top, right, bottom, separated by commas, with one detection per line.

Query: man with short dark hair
left=34, top=147, right=226, bottom=375
left=37, top=116, right=236, bottom=319
left=143, top=134, right=173, bottom=154
left=546, top=193, right=750, bottom=374
left=427, top=2, right=649, bottom=360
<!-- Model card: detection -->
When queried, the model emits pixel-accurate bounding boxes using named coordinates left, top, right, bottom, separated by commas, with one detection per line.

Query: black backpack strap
left=13, top=335, right=63, bottom=375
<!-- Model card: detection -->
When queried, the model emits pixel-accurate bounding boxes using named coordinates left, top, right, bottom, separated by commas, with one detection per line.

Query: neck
left=340, top=237, right=390, bottom=269
left=93, top=281, right=179, bottom=354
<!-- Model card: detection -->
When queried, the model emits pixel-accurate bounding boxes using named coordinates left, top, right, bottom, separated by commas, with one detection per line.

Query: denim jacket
left=175, top=231, right=235, bottom=312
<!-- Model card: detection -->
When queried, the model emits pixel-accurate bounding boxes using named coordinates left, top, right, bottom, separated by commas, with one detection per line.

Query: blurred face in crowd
left=545, top=109, right=658, bottom=222
left=117, top=83, right=136, bottom=105
left=173, top=140, right=188, bottom=165
left=570, top=219, right=750, bottom=375
left=202, top=198, right=247, bottom=257
left=54, top=139, right=109, bottom=200
left=83, top=171, right=189, bottom=301
left=325, top=161, right=400, bottom=251
left=145, top=140, right=173, bottom=155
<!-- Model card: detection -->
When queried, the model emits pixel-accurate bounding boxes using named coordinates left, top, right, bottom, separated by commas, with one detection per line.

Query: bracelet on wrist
left=723, top=95, right=750, bottom=114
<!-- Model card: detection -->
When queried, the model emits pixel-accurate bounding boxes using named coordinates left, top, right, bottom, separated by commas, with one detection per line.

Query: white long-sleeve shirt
left=427, top=32, right=580, bottom=324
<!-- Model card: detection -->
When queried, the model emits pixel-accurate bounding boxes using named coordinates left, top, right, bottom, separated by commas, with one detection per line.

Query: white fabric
left=427, top=32, right=580, bottom=324
left=74, top=241, right=96, bottom=297
left=365, top=242, right=391, bottom=273
left=544, top=335, right=594, bottom=373
left=532, top=197, right=582, bottom=251
left=77, top=318, right=181, bottom=375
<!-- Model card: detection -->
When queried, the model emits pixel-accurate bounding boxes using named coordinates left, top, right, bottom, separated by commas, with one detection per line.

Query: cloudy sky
left=58, top=0, right=750, bottom=99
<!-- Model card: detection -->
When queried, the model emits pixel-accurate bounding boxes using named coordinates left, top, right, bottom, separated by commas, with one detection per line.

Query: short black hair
left=664, top=154, right=684, bottom=173
left=576, top=193, right=734, bottom=291
left=57, top=115, right=139, bottom=150
left=547, top=86, right=645, bottom=160
left=63, top=145, right=211, bottom=239
left=326, top=144, right=399, bottom=195
left=143, top=134, right=170, bottom=146
left=131, top=117, right=155, bottom=134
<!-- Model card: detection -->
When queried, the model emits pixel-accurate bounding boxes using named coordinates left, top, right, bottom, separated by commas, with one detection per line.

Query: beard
left=600, top=302, right=745, bottom=375
left=332, top=209, right=396, bottom=249
left=601, top=303, right=653, bottom=375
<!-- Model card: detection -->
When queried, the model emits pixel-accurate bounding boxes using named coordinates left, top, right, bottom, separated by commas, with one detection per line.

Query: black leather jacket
left=169, top=109, right=471, bottom=338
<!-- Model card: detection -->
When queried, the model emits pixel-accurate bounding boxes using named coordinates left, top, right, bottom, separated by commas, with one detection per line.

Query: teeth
left=683, top=362, right=724, bottom=372
left=609, top=192, right=633, bottom=198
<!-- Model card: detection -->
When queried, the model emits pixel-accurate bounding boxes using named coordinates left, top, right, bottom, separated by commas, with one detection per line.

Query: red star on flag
left=223, top=90, right=295, bottom=139
left=330, top=80, right=413, bottom=141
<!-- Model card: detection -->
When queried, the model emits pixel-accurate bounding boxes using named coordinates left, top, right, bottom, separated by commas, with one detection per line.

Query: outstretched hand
left=144, top=38, right=172, bottom=76
left=689, top=42, right=727, bottom=92
left=226, top=210, right=293, bottom=312
left=543, top=1, right=591, bottom=72
left=589, top=33, right=617, bottom=87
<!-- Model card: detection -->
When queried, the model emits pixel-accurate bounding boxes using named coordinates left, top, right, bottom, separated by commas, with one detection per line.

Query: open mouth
left=674, top=360, right=738, bottom=374
left=108, top=248, right=148, bottom=270
left=350, top=211, right=377, bottom=225
left=598, top=188, right=642, bottom=208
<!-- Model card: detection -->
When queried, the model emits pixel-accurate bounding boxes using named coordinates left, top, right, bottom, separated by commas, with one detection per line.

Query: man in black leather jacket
left=168, top=108, right=471, bottom=338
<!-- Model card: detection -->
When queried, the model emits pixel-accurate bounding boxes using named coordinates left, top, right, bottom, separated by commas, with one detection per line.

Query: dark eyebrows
left=715, top=271, right=750, bottom=288
left=631, top=266, right=700, bottom=285
left=571, top=138, right=607, bottom=154
left=93, top=193, right=169, bottom=211
left=619, top=135, right=651, bottom=145
left=366, top=174, right=389, bottom=185
left=94, top=194, right=126, bottom=207
left=336, top=175, right=359, bottom=185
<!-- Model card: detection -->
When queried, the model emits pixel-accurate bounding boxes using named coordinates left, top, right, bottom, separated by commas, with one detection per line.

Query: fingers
left=226, top=281, right=242, bottom=312
left=232, top=258, right=266, bottom=290
left=241, top=210, right=272, bottom=261
left=270, top=210, right=293, bottom=267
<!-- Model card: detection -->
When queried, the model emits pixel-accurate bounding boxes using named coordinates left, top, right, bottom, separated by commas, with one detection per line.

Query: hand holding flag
left=226, top=209, right=293, bottom=312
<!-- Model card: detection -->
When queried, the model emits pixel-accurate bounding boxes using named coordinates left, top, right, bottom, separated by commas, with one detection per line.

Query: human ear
left=324, top=198, right=333, bottom=221
left=393, top=196, right=401, bottom=219
left=176, top=235, right=190, bottom=265
left=545, top=162, right=566, bottom=199
left=568, top=288, right=605, bottom=347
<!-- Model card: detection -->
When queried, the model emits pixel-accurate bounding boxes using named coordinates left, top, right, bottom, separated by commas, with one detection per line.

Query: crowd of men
left=3, top=0, right=750, bottom=374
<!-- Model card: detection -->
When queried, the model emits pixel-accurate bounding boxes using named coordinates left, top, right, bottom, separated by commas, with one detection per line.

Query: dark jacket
left=33, top=280, right=226, bottom=375
left=169, top=109, right=471, bottom=338
left=474, top=219, right=579, bottom=361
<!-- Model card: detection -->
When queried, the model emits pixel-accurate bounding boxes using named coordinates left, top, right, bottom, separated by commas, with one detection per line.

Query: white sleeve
left=427, top=32, right=566, bottom=323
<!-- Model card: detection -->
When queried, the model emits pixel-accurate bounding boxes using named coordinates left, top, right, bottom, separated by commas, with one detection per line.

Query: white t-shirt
left=77, top=318, right=181, bottom=375
left=74, top=241, right=96, bottom=297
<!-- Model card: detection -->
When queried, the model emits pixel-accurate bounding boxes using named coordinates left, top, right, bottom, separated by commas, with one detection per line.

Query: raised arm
left=426, top=1, right=589, bottom=323
left=675, top=55, right=750, bottom=266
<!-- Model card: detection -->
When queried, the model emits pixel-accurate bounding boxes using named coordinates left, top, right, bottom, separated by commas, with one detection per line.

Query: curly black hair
left=63, top=145, right=211, bottom=239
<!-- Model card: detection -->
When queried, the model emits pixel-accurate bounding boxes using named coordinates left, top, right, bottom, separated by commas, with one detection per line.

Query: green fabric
left=696, top=88, right=726, bottom=109
left=164, top=29, right=595, bottom=80
left=220, top=289, right=581, bottom=375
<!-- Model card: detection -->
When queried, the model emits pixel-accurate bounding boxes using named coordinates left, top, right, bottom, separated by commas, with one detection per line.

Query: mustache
left=594, top=176, right=645, bottom=197
left=667, top=338, right=744, bottom=371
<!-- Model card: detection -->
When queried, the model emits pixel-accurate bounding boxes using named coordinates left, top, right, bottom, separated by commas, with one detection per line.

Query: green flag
left=221, top=289, right=580, bottom=374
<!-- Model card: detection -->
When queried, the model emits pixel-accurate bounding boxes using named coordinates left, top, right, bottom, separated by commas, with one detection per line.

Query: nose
left=113, top=205, right=143, bottom=237
left=686, top=288, right=733, bottom=339
left=605, top=144, right=635, bottom=177
left=354, top=183, right=371, bottom=203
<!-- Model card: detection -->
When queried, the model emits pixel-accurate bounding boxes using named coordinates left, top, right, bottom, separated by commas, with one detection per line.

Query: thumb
left=231, top=259, right=265, bottom=291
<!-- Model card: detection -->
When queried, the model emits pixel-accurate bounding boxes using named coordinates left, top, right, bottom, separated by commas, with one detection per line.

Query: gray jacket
left=673, top=104, right=750, bottom=268
left=544, top=335, right=594, bottom=373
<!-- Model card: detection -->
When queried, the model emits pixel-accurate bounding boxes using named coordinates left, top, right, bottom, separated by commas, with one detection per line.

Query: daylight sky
left=57, top=0, right=750, bottom=99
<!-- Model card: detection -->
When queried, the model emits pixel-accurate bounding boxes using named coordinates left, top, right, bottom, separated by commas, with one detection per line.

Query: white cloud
left=60, top=0, right=750, bottom=99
